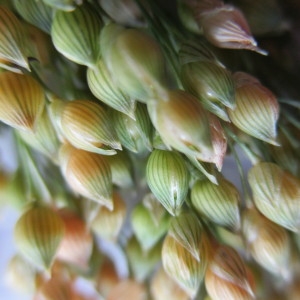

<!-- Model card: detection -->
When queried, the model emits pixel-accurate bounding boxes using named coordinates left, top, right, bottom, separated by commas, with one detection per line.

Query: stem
left=14, top=131, right=52, bottom=205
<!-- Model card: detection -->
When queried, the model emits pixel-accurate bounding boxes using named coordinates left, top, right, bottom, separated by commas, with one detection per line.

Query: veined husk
left=43, top=0, right=82, bottom=11
left=228, top=72, right=280, bottom=145
left=242, top=208, right=293, bottom=278
left=0, top=72, right=45, bottom=132
left=90, top=192, right=126, bottom=241
left=100, top=23, right=167, bottom=102
left=87, top=58, right=136, bottom=118
left=56, top=210, right=93, bottom=270
left=14, top=206, right=65, bottom=271
left=18, top=106, right=60, bottom=162
left=13, top=0, right=53, bottom=34
left=126, top=237, right=162, bottom=282
left=51, top=4, right=102, bottom=67
left=248, top=162, right=300, bottom=231
left=169, top=212, right=204, bottom=261
left=60, top=145, right=113, bottom=209
left=0, top=6, right=30, bottom=72
left=107, top=279, right=147, bottom=300
left=95, top=259, right=120, bottom=298
left=148, top=90, right=216, bottom=164
left=150, top=267, right=190, bottom=300
left=112, top=103, right=153, bottom=154
left=131, top=202, right=170, bottom=251
left=181, top=60, right=235, bottom=120
left=61, top=99, right=121, bottom=155
left=106, top=150, right=134, bottom=188
left=146, top=149, right=190, bottom=216
left=205, top=245, right=256, bottom=300
left=5, top=254, right=37, bottom=295
left=162, top=232, right=209, bottom=298
left=191, top=177, right=241, bottom=231
left=196, top=4, right=267, bottom=54
left=100, top=0, right=144, bottom=27
left=179, top=39, right=222, bottom=66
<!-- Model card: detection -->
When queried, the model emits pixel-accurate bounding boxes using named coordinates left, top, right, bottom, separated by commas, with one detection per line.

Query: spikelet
left=0, top=6, right=29, bottom=72
left=162, top=213, right=210, bottom=297
left=228, top=72, right=280, bottom=145
left=150, top=267, right=190, bottom=300
left=14, top=206, right=65, bottom=271
left=0, top=72, right=45, bottom=132
left=5, top=254, right=37, bottom=295
left=181, top=60, right=235, bottom=121
left=61, top=99, right=121, bottom=155
left=146, top=149, right=190, bottom=216
left=112, top=103, right=153, bottom=154
left=59, top=144, right=113, bottom=209
left=56, top=209, right=93, bottom=270
left=34, top=276, right=73, bottom=300
left=148, top=90, right=215, bottom=164
left=101, top=23, right=167, bottom=101
left=95, top=259, right=120, bottom=298
left=242, top=208, right=293, bottom=278
left=13, top=0, right=53, bottom=34
left=90, top=192, right=126, bottom=241
left=107, top=279, right=147, bottom=300
left=87, top=58, right=136, bottom=118
left=191, top=177, right=241, bottom=231
left=51, top=4, right=102, bottom=67
left=205, top=245, right=256, bottom=300
left=195, top=3, right=267, bottom=54
left=248, top=162, right=300, bottom=231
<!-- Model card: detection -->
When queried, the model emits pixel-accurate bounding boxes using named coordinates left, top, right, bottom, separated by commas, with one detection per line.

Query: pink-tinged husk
left=242, top=208, right=293, bottom=278
left=61, top=99, right=121, bottom=155
left=150, top=267, right=190, bottom=300
left=205, top=245, right=256, bottom=300
left=148, top=90, right=216, bottom=164
left=56, top=210, right=93, bottom=270
left=198, top=5, right=267, bottom=54
left=95, top=259, right=120, bottom=298
left=107, top=279, right=147, bottom=300
left=60, top=145, right=113, bottom=210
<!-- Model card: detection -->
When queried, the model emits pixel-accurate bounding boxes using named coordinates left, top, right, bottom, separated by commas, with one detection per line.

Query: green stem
left=14, top=131, right=52, bottom=205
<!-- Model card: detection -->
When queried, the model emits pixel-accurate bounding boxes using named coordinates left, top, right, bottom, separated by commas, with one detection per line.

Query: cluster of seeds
left=0, top=0, right=300, bottom=299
